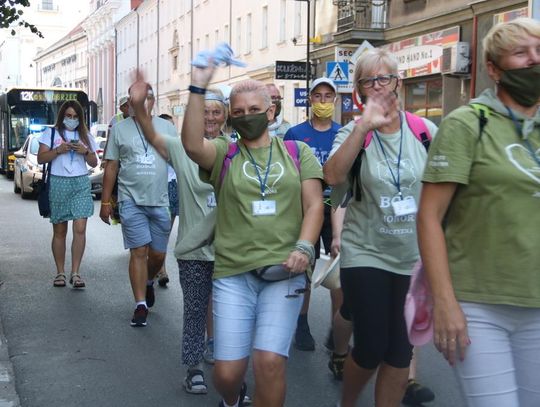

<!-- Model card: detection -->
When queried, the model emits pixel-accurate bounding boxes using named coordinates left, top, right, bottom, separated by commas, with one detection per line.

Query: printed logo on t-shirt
left=376, top=158, right=419, bottom=193
left=242, top=160, right=284, bottom=195
left=506, top=144, right=540, bottom=184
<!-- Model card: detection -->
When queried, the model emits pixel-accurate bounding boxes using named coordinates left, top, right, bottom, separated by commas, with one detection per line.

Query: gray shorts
left=119, top=198, right=171, bottom=252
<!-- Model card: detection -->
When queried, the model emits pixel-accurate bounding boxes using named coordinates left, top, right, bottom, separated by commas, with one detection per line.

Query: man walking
left=266, top=83, right=291, bottom=138
left=285, top=77, right=342, bottom=350
left=100, top=87, right=176, bottom=327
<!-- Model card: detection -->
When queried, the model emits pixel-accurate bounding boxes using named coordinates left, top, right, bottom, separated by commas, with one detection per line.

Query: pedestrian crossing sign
left=326, top=62, right=349, bottom=85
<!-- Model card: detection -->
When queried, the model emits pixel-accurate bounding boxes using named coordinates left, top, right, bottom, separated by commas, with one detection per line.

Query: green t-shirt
left=106, top=116, right=177, bottom=206
left=330, top=114, right=438, bottom=275
left=200, top=137, right=323, bottom=279
left=166, top=137, right=216, bottom=261
left=422, top=103, right=540, bottom=307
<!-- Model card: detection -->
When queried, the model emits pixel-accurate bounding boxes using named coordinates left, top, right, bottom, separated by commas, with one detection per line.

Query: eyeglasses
left=357, top=74, right=398, bottom=89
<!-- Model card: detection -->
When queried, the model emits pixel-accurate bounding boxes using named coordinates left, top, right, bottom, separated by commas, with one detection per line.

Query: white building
left=114, top=0, right=337, bottom=127
left=0, top=0, right=90, bottom=92
left=34, top=23, right=88, bottom=91
left=82, top=0, right=134, bottom=124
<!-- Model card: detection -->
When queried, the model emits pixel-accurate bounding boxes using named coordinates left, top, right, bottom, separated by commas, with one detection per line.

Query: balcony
left=333, top=0, right=387, bottom=44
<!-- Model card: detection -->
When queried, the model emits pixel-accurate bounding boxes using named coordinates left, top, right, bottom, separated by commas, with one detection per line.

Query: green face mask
left=231, top=111, right=269, bottom=140
left=498, top=64, right=540, bottom=107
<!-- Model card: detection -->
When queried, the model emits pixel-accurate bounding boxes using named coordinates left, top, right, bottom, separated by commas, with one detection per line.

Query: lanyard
left=245, top=140, right=273, bottom=200
left=505, top=106, right=540, bottom=167
left=134, top=120, right=149, bottom=156
left=373, top=113, right=404, bottom=198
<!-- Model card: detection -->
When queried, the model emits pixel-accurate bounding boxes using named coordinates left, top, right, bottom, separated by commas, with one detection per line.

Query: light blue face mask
left=63, top=117, right=79, bottom=131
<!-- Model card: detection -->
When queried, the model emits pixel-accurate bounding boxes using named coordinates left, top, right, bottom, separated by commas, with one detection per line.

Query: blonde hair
left=483, top=17, right=540, bottom=64
left=205, top=88, right=228, bottom=121
left=230, top=80, right=271, bottom=108
left=353, top=48, right=399, bottom=94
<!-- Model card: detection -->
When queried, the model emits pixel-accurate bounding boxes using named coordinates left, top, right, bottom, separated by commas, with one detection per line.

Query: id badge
left=252, top=200, right=276, bottom=216
left=391, top=197, right=418, bottom=216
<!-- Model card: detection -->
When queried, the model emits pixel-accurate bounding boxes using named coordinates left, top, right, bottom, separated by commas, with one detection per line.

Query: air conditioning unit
left=441, top=42, right=470, bottom=75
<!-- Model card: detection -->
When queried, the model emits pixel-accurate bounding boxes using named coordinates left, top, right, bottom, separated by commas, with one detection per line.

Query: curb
left=0, top=310, right=20, bottom=407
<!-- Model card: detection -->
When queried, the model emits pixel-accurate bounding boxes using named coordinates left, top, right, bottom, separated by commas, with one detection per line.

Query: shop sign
left=383, top=26, right=460, bottom=79
left=294, top=88, right=308, bottom=107
left=334, top=41, right=374, bottom=93
left=493, top=7, right=528, bottom=24
left=275, top=61, right=308, bottom=80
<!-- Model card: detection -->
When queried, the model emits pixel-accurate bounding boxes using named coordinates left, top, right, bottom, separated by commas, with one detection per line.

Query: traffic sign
left=326, top=62, right=349, bottom=85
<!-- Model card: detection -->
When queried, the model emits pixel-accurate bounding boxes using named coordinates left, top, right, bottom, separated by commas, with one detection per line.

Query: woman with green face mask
left=417, top=17, right=540, bottom=407
left=180, top=65, right=324, bottom=407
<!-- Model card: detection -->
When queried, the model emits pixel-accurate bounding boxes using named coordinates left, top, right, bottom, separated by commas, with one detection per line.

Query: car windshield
left=99, top=140, right=107, bottom=149
left=29, top=137, right=40, bottom=155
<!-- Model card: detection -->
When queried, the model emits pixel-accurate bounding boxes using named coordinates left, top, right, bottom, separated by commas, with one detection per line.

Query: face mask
left=63, top=117, right=79, bottom=131
left=231, top=111, right=269, bottom=141
left=273, top=100, right=282, bottom=117
left=311, top=102, right=335, bottom=119
left=498, top=64, right=540, bottom=107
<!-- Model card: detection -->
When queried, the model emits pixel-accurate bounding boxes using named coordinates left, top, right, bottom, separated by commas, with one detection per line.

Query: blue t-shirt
left=284, top=120, right=341, bottom=166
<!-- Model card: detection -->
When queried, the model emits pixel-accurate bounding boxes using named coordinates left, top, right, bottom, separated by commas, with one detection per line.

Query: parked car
left=95, top=136, right=107, bottom=160
left=13, top=133, right=103, bottom=200
left=13, top=134, right=42, bottom=199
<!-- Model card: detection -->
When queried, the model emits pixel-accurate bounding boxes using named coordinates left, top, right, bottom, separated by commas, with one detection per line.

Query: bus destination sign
left=19, top=91, right=79, bottom=103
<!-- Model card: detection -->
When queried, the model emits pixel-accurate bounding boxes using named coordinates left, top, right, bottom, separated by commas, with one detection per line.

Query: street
left=0, top=176, right=465, bottom=407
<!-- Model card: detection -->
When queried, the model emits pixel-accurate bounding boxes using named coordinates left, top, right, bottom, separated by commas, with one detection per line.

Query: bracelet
left=294, top=240, right=315, bottom=264
left=101, top=202, right=111, bottom=206
left=188, top=85, right=206, bottom=95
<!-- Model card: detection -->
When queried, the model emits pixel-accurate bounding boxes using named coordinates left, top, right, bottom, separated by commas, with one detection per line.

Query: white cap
left=118, top=96, right=129, bottom=107
left=309, top=77, right=337, bottom=94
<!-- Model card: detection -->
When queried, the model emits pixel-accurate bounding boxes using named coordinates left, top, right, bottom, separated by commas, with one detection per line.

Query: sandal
left=183, top=369, right=207, bottom=394
left=53, top=273, right=66, bottom=287
left=69, top=273, right=86, bottom=289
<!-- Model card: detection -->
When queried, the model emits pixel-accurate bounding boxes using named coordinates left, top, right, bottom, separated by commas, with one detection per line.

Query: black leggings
left=340, top=266, right=413, bottom=369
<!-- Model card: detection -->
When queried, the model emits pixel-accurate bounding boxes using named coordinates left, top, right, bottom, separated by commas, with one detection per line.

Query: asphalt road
left=0, top=177, right=465, bottom=407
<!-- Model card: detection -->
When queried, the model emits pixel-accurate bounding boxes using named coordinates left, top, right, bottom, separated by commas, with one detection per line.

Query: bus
left=0, top=87, right=91, bottom=178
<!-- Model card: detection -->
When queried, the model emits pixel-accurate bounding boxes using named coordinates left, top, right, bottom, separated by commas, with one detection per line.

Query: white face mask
left=63, top=117, right=79, bottom=131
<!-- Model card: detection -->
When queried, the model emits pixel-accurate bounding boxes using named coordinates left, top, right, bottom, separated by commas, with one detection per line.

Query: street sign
left=294, top=88, right=308, bottom=107
left=334, top=40, right=374, bottom=93
left=275, top=61, right=308, bottom=80
left=326, top=62, right=349, bottom=85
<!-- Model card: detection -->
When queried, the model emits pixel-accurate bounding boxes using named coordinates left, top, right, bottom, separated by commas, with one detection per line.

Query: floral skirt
left=49, top=175, right=94, bottom=224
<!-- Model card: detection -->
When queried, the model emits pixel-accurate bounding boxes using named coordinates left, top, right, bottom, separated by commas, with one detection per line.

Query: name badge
left=252, top=200, right=276, bottom=216
left=207, top=193, right=216, bottom=208
left=391, top=197, right=418, bottom=216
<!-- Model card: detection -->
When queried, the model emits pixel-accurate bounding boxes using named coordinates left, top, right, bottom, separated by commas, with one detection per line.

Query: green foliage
left=0, top=0, right=44, bottom=38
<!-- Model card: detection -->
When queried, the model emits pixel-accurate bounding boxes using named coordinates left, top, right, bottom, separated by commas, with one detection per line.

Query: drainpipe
left=137, top=9, right=140, bottom=66
left=115, top=27, right=118, bottom=108
left=469, top=13, right=478, bottom=99
left=156, top=0, right=160, bottom=112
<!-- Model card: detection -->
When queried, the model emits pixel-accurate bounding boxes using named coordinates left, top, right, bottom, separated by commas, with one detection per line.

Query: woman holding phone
left=37, top=100, right=98, bottom=288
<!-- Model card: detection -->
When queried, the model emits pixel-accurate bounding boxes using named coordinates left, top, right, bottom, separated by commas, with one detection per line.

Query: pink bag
left=404, top=261, right=433, bottom=346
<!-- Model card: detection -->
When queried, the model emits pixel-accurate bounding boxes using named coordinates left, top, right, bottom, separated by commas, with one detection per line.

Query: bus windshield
left=10, top=103, right=57, bottom=150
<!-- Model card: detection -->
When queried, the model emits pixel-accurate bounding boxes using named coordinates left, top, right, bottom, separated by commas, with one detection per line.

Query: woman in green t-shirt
left=418, top=18, right=540, bottom=407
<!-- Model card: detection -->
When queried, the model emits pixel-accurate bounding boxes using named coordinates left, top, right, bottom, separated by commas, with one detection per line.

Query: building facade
left=34, top=23, right=88, bottom=91
left=0, top=0, right=89, bottom=92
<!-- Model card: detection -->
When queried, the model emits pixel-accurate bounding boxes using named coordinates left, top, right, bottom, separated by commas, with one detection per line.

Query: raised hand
left=357, top=91, right=400, bottom=131
left=191, top=62, right=216, bottom=89
left=129, top=70, right=150, bottom=111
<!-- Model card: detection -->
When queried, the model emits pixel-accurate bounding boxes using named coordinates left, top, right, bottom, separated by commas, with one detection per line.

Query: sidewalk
left=0, top=300, right=20, bottom=407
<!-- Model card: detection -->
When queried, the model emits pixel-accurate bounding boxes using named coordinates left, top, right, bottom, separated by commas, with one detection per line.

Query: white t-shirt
left=38, top=127, right=98, bottom=177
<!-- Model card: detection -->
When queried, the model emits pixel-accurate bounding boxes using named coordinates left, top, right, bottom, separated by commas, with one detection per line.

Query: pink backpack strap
left=283, top=140, right=301, bottom=173
left=404, top=111, right=431, bottom=149
left=219, top=142, right=240, bottom=186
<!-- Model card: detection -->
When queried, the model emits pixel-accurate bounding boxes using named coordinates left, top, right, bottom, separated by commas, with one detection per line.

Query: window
left=215, top=29, right=219, bottom=47
left=262, top=6, right=268, bottom=49
left=205, top=34, right=209, bottom=50
left=280, top=0, right=286, bottom=42
left=246, top=13, right=252, bottom=53
left=294, top=2, right=302, bottom=38
left=236, top=17, right=241, bottom=56
left=224, top=24, right=230, bottom=43
left=404, top=78, right=443, bottom=125
left=41, top=0, right=54, bottom=10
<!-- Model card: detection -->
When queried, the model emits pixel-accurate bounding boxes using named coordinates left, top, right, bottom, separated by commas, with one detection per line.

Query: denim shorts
left=119, top=198, right=171, bottom=252
left=212, top=272, right=306, bottom=360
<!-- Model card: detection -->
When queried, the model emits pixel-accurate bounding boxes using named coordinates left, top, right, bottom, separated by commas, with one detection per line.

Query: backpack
left=349, top=111, right=432, bottom=203
left=218, top=140, right=301, bottom=187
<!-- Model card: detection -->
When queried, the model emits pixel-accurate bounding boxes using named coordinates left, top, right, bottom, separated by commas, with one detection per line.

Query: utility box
left=441, top=42, right=470, bottom=75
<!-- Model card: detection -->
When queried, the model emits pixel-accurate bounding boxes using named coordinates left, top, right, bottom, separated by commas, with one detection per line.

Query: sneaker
left=130, top=305, right=148, bottom=327
left=146, top=284, right=155, bottom=308
left=328, top=352, right=346, bottom=381
left=183, top=369, right=207, bottom=394
left=295, top=322, right=315, bottom=351
left=402, top=379, right=435, bottom=405
left=156, top=269, right=169, bottom=287
left=218, top=382, right=251, bottom=407
left=203, top=338, right=215, bottom=364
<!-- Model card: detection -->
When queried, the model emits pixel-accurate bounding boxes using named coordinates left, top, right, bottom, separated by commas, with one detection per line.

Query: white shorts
left=212, top=272, right=306, bottom=361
